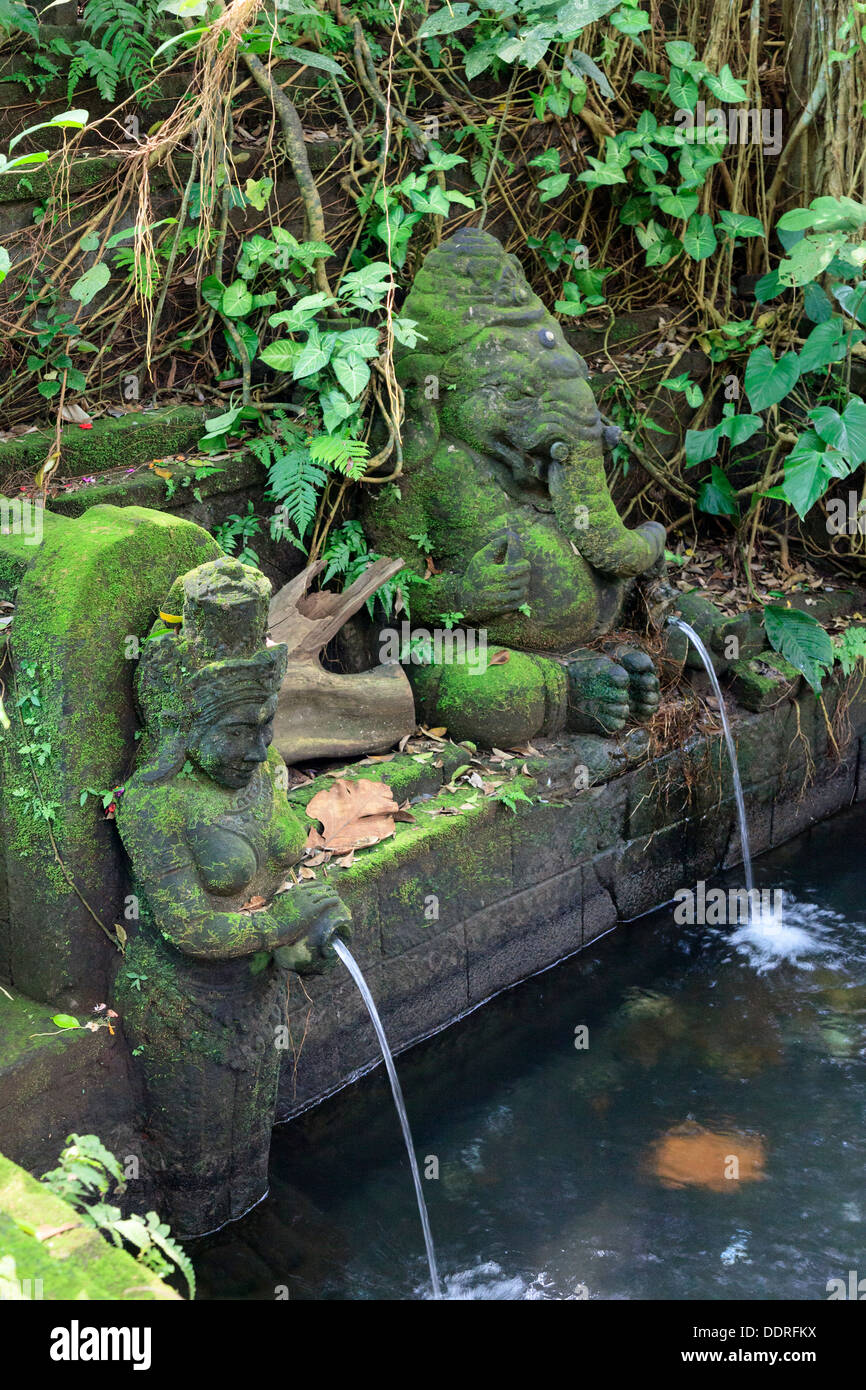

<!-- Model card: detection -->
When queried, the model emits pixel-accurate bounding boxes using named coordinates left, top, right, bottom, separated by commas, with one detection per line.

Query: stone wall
left=274, top=671, right=866, bottom=1120
left=0, top=653, right=863, bottom=1202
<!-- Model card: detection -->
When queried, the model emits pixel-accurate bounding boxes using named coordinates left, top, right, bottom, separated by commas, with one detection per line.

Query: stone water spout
left=115, top=557, right=354, bottom=1236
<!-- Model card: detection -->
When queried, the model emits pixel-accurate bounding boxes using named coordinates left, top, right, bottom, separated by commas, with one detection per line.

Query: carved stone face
left=441, top=314, right=605, bottom=488
left=188, top=697, right=278, bottom=789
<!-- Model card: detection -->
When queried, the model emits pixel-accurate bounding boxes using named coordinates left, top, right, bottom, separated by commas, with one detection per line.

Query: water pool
left=194, top=802, right=866, bottom=1301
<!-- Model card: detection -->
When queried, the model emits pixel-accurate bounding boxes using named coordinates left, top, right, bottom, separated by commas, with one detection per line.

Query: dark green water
left=194, top=803, right=866, bottom=1301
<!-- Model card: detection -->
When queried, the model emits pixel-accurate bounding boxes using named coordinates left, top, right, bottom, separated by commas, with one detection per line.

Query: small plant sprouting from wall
left=39, top=1133, right=196, bottom=1297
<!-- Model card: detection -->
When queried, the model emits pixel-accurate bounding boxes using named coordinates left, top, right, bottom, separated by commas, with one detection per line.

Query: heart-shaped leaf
left=698, top=464, right=739, bottom=516
left=332, top=351, right=370, bottom=400
left=70, top=262, right=110, bottom=305
left=682, top=213, right=717, bottom=260
left=744, top=346, right=800, bottom=409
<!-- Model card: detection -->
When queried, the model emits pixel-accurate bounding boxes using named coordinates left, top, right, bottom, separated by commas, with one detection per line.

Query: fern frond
left=67, top=43, right=120, bottom=101
left=143, top=1212, right=196, bottom=1299
left=74, top=0, right=159, bottom=100
left=309, top=435, right=370, bottom=479
left=470, top=154, right=489, bottom=188
left=0, top=0, right=38, bottom=39
left=263, top=442, right=327, bottom=550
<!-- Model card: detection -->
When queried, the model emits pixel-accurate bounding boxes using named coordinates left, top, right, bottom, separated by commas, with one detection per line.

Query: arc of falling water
left=333, top=938, right=443, bottom=1300
left=666, top=618, right=754, bottom=896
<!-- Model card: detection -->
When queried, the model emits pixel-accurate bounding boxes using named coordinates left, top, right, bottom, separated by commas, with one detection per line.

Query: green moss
left=0, top=408, right=208, bottom=487
left=0, top=1154, right=179, bottom=1300
left=728, top=650, right=802, bottom=712
left=0, top=156, right=119, bottom=204
left=409, top=646, right=566, bottom=747
left=0, top=988, right=91, bottom=1064
left=114, top=916, right=227, bottom=1065
left=331, top=782, right=512, bottom=895
left=50, top=451, right=261, bottom=520
left=0, top=505, right=220, bottom=1001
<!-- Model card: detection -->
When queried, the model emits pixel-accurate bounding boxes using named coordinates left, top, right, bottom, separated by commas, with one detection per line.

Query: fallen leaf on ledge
left=35, top=1222, right=81, bottom=1242
left=305, top=776, right=400, bottom=854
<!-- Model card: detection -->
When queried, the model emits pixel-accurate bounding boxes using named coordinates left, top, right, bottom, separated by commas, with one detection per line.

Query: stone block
left=465, top=866, right=582, bottom=1003
left=368, top=800, right=513, bottom=957
left=366, top=922, right=468, bottom=1050
left=606, top=821, right=689, bottom=920
left=724, top=778, right=776, bottom=868
left=626, top=749, right=690, bottom=838
left=681, top=808, right=736, bottom=887
left=772, top=761, right=857, bottom=846
left=581, top=856, right=618, bottom=946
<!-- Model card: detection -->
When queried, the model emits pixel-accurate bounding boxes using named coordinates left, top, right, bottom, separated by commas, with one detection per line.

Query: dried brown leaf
left=305, top=776, right=399, bottom=853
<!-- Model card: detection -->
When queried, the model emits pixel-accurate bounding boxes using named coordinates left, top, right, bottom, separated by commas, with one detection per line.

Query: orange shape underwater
left=647, top=1122, right=767, bottom=1191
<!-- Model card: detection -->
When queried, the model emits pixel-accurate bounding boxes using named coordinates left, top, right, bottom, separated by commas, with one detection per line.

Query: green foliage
left=249, top=418, right=326, bottom=552
left=490, top=780, right=535, bottom=813
left=51, top=1013, right=82, bottom=1030
left=418, top=0, right=621, bottom=86
left=3, top=662, right=62, bottom=825
left=685, top=402, right=762, bottom=466
left=763, top=605, right=834, bottom=695
left=0, top=0, right=37, bottom=39
left=79, top=786, right=117, bottom=810
left=51, top=0, right=164, bottom=104
left=743, top=346, right=800, bottom=410
left=20, top=308, right=95, bottom=401
left=355, top=151, right=475, bottom=268
left=321, top=520, right=426, bottom=620
left=199, top=217, right=425, bottom=553
left=212, top=501, right=262, bottom=567
left=520, top=36, right=759, bottom=279
left=697, top=464, right=739, bottom=517
left=680, top=194, right=866, bottom=531
left=834, top=626, right=866, bottom=676
left=40, top=1134, right=195, bottom=1297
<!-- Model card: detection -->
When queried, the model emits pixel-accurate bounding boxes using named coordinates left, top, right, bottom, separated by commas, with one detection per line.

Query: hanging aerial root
left=122, top=0, right=263, bottom=347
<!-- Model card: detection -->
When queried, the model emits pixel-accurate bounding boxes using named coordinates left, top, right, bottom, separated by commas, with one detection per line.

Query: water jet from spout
left=333, top=938, right=442, bottom=1299
left=666, top=617, right=753, bottom=896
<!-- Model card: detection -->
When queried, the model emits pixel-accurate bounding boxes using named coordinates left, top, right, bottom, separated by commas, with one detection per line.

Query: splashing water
left=726, top=895, right=830, bottom=973
left=333, top=938, right=442, bottom=1299
left=667, top=617, right=753, bottom=895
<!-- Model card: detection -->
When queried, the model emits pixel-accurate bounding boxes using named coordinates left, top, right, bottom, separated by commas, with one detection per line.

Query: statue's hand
left=635, top=520, right=667, bottom=571
left=459, top=528, right=530, bottom=621
left=271, top=882, right=352, bottom=976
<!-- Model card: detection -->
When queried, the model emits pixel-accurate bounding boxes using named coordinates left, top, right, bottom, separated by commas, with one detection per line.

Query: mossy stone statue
left=115, top=557, right=352, bottom=1235
left=361, top=227, right=667, bottom=745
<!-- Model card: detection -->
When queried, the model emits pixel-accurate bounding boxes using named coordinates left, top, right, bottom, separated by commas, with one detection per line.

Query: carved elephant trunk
left=548, top=443, right=666, bottom=579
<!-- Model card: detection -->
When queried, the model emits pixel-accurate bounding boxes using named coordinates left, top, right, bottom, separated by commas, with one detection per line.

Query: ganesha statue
left=114, top=557, right=351, bottom=1235
left=361, top=227, right=668, bottom=748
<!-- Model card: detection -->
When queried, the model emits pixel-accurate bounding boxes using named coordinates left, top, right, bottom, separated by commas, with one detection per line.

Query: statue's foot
left=566, top=647, right=659, bottom=735
left=565, top=652, right=630, bottom=735
left=601, top=642, right=660, bottom=723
